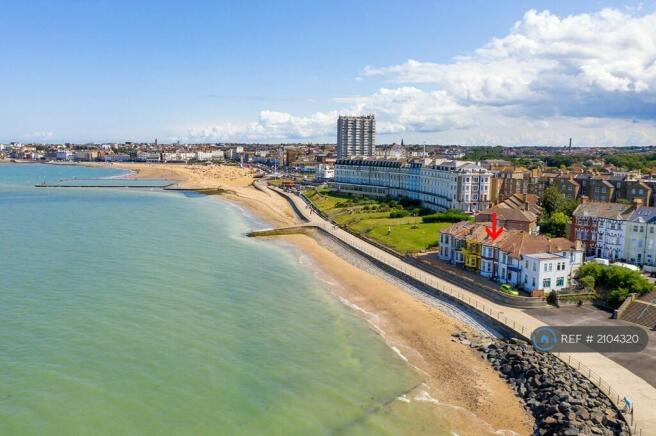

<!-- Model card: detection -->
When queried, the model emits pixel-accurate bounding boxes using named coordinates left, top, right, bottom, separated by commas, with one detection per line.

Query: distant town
left=4, top=115, right=656, bottom=309
left=5, top=115, right=656, bottom=434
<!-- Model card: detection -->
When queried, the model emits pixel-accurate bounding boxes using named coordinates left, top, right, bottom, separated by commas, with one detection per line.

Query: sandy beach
left=105, top=162, right=534, bottom=434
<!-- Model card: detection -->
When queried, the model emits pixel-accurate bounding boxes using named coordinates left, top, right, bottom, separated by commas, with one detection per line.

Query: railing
left=334, top=230, right=641, bottom=435
left=614, top=293, right=638, bottom=319
left=292, top=188, right=642, bottom=435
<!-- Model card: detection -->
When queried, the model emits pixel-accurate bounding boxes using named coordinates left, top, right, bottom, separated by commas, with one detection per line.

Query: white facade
left=581, top=205, right=656, bottom=267
left=333, top=158, right=493, bottom=213
left=104, top=153, right=131, bottom=162
left=196, top=151, right=225, bottom=161
left=624, top=209, right=656, bottom=266
left=137, top=152, right=161, bottom=162
left=596, top=217, right=625, bottom=261
left=439, top=223, right=582, bottom=292
left=315, top=164, right=334, bottom=181
left=56, top=150, right=74, bottom=161
left=521, top=253, right=571, bottom=293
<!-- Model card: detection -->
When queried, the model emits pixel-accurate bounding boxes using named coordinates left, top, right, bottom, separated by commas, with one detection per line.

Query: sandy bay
left=103, top=162, right=534, bottom=435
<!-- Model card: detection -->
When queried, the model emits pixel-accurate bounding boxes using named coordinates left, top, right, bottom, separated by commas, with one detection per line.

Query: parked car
left=499, top=284, right=519, bottom=296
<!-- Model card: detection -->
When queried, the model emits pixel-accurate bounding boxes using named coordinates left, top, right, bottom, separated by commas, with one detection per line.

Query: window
left=543, top=278, right=552, bottom=288
left=556, top=277, right=565, bottom=287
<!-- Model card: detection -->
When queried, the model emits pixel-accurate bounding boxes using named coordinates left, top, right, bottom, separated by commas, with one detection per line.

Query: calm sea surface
left=0, top=164, right=489, bottom=435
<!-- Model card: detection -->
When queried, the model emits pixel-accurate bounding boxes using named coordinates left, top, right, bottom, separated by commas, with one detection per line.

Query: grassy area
left=269, top=178, right=294, bottom=187
left=304, top=188, right=459, bottom=254
left=367, top=222, right=451, bottom=254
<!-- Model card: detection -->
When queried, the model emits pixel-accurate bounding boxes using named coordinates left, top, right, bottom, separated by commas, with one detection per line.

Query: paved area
left=266, top=184, right=656, bottom=435
left=528, top=304, right=656, bottom=389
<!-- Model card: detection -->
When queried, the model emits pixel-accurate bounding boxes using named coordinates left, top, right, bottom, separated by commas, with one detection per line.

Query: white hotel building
left=332, top=158, right=493, bottom=213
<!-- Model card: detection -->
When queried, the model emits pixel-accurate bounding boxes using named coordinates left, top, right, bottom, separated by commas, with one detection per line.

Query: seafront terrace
left=259, top=181, right=656, bottom=435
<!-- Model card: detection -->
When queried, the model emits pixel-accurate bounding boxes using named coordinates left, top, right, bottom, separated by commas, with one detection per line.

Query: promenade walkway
left=264, top=183, right=656, bottom=435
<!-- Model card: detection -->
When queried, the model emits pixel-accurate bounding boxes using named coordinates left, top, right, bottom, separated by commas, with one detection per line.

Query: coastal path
left=261, top=182, right=656, bottom=435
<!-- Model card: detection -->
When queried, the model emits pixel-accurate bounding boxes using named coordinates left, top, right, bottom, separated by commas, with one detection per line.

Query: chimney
left=632, top=198, right=643, bottom=209
left=580, top=195, right=589, bottom=204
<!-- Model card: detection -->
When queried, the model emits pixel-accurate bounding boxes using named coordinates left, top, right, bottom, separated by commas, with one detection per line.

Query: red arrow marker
left=485, top=212, right=505, bottom=241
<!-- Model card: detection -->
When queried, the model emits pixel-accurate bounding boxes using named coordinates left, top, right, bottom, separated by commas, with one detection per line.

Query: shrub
left=577, top=263, right=653, bottom=306
left=579, top=275, right=595, bottom=291
left=608, top=288, right=630, bottom=307
left=422, top=209, right=472, bottom=223
left=390, top=210, right=411, bottom=218
left=546, top=291, right=560, bottom=307
left=399, top=197, right=422, bottom=208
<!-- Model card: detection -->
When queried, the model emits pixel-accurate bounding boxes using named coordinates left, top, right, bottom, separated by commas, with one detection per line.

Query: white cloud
left=23, top=131, right=54, bottom=141
left=185, top=110, right=338, bottom=142
left=336, top=87, right=474, bottom=133
left=185, top=8, right=656, bottom=145
left=363, top=8, right=656, bottom=118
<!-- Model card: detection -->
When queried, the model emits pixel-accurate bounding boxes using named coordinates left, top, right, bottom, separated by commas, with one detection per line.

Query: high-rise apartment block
left=336, top=115, right=376, bottom=158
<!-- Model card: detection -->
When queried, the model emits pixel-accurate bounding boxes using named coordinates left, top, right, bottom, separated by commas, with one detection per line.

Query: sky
left=1, top=0, right=655, bottom=146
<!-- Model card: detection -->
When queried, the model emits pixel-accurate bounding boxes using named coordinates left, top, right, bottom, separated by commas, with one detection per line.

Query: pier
left=35, top=182, right=175, bottom=188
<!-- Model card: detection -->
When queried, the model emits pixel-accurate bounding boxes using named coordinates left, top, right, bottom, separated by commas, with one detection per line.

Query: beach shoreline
left=79, top=162, right=534, bottom=434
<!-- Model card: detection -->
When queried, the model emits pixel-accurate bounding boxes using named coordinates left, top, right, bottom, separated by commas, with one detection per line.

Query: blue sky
left=1, top=0, right=655, bottom=145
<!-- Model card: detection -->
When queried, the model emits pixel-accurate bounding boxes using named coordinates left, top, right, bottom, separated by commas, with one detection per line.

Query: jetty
left=35, top=182, right=175, bottom=188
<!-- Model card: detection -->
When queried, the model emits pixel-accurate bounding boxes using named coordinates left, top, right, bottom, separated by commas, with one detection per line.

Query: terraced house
left=439, top=222, right=582, bottom=294
left=333, top=158, right=495, bottom=213
left=570, top=200, right=635, bottom=258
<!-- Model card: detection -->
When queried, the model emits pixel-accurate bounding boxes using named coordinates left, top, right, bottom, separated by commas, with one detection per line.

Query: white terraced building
left=332, top=158, right=493, bottom=213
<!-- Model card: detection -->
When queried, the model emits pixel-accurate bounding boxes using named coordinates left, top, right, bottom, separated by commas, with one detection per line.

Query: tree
left=542, top=186, right=563, bottom=216
left=540, top=211, right=569, bottom=237
left=541, top=186, right=578, bottom=216
left=576, top=263, right=653, bottom=306
left=580, top=275, right=595, bottom=291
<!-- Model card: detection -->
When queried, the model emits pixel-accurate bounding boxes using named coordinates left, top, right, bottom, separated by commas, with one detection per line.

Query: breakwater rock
left=452, top=332, right=630, bottom=435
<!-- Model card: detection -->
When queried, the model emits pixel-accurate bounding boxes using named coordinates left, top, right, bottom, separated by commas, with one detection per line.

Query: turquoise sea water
left=1, top=164, right=470, bottom=435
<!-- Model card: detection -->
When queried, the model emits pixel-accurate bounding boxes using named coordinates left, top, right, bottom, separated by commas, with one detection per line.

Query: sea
left=0, top=163, right=496, bottom=435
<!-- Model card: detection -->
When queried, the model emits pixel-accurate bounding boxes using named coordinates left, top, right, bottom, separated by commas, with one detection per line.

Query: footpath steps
left=620, top=292, right=656, bottom=329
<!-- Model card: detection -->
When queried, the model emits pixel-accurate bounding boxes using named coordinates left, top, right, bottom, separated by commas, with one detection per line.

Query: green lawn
left=304, top=188, right=453, bottom=254
left=367, top=223, right=451, bottom=254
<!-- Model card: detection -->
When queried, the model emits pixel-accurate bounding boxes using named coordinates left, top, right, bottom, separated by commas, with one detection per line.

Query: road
left=529, top=304, right=656, bottom=389
left=265, top=183, right=656, bottom=435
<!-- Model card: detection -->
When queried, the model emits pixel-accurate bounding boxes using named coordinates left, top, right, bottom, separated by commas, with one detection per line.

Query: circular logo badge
left=531, top=326, right=559, bottom=353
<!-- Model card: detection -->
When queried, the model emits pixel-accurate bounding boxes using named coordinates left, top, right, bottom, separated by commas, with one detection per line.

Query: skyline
left=2, top=1, right=656, bottom=146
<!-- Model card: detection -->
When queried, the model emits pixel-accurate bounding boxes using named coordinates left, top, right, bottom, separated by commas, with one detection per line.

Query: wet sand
left=105, top=163, right=534, bottom=434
